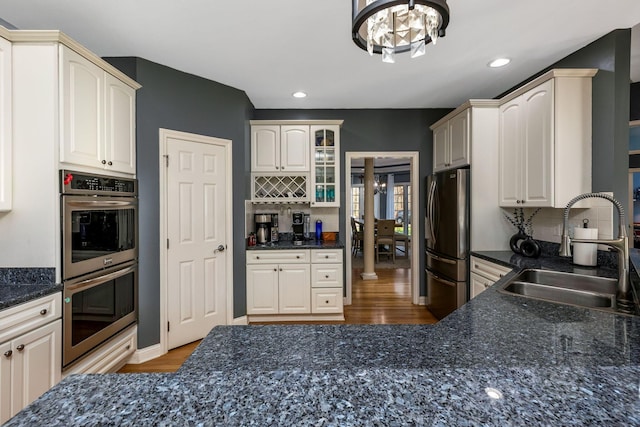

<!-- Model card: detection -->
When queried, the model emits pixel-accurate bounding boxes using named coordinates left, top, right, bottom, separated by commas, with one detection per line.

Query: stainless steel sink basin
left=499, top=269, right=628, bottom=313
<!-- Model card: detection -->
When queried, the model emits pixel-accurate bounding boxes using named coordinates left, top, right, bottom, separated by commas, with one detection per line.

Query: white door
left=167, top=135, right=228, bottom=350
left=448, top=109, right=470, bottom=169
left=104, top=73, right=136, bottom=174
left=498, top=99, right=523, bottom=206
left=278, top=264, right=311, bottom=314
left=246, top=264, right=279, bottom=315
left=251, top=125, right=280, bottom=172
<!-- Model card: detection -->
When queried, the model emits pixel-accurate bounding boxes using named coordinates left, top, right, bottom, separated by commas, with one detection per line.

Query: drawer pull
left=325, top=275, right=329, bottom=279
left=126, top=345, right=131, bottom=351
left=325, top=300, right=329, bottom=304
left=3, top=350, right=11, bottom=358
left=256, top=256, right=260, bottom=259
left=273, top=268, right=277, bottom=272
left=40, top=309, right=48, bottom=316
left=16, top=344, right=25, bottom=352
left=279, top=268, right=283, bottom=272
left=325, top=255, right=329, bottom=259
left=296, top=256, right=300, bottom=259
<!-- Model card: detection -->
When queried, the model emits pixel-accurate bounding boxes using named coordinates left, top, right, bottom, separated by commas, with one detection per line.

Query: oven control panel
left=61, top=170, right=137, bottom=196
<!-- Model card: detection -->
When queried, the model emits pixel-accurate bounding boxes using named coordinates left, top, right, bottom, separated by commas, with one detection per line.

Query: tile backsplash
left=504, top=192, right=614, bottom=251
left=244, top=201, right=339, bottom=238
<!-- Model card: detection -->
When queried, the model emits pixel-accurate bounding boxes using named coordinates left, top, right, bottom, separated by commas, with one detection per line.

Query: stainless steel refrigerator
left=425, top=168, right=470, bottom=319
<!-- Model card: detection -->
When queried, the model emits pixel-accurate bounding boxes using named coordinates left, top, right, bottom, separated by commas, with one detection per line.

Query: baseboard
left=418, top=296, right=426, bottom=305
left=232, top=316, right=248, bottom=325
left=128, top=343, right=163, bottom=364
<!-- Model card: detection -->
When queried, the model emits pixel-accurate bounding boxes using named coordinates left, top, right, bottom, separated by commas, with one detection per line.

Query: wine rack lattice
left=252, top=174, right=309, bottom=202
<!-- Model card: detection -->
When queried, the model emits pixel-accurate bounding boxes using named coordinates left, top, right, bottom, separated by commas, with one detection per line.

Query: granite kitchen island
left=4, top=252, right=640, bottom=426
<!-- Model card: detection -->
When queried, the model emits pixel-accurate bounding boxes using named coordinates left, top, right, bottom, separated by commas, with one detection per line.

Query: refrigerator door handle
left=427, top=180, right=437, bottom=243
left=429, top=252, right=456, bottom=265
left=426, top=269, right=457, bottom=287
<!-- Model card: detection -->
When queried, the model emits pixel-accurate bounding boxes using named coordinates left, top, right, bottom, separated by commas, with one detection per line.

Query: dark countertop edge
left=247, top=240, right=344, bottom=250
left=0, top=282, right=63, bottom=311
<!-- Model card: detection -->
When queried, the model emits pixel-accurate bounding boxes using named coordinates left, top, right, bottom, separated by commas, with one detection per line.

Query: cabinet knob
left=126, top=345, right=131, bottom=351
left=16, top=344, right=25, bottom=352
left=108, top=161, right=113, bottom=166
left=281, top=166, right=285, bottom=170
left=256, top=256, right=260, bottom=259
left=101, top=160, right=107, bottom=165
left=325, top=300, right=329, bottom=304
left=279, top=268, right=283, bottom=271
left=3, top=350, right=11, bottom=358
left=516, top=200, right=521, bottom=204
left=325, top=255, right=329, bottom=259
left=40, top=309, right=47, bottom=316
left=275, top=166, right=279, bottom=169
left=325, top=275, right=329, bottom=279
left=296, top=256, right=300, bottom=259
left=273, top=268, right=277, bottom=272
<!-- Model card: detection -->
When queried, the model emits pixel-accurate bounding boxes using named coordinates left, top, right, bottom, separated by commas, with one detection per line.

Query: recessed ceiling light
left=292, top=91, right=307, bottom=98
left=488, top=58, right=511, bottom=68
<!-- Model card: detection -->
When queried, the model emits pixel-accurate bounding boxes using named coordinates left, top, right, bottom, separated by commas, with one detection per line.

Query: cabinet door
left=11, top=320, right=61, bottom=416
left=251, top=126, right=280, bottom=172
left=246, top=264, right=279, bottom=314
left=105, top=73, right=136, bottom=174
left=432, top=123, right=449, bottom=172
left=470, top=272, right=491, bottom=299
left=60, top=46, right=104, bottom=170
left=0, top=36, right=11, bottom=212
left=278, top=264, right=310, bottom=314
left=0, top=340, right=11, bottom=424
left=498, top=98, right=523, bottom=206
left=310, top=125, right=339, bottom=207
left=280, top=125, right=309, bottom=172
left=448, top=109, right=470, bottom=169
left=311, top=288, right=343, bottom=314
left=522, top=80, right=553, bottom=206
left=251, top=125, right=280, bottom=172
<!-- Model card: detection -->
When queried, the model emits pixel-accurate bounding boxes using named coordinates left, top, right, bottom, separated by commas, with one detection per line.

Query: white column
left=361, top=158, right=377, bottom=280
left=386, top=173, right=395, bottom=219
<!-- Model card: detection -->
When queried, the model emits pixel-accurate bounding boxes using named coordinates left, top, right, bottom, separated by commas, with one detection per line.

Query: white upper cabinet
left=498, top=69, right=596, bottom=207
left=251, top=125, right=309, bottom=172
left=0, top=36, right=12, bottom=211
left=60, top=45, right=137, bottom=175
left=432, top=108, right=470, bottom=172
left=280, top=126, right=309, bottom=172
left=251, top=125, right=280, bottom=172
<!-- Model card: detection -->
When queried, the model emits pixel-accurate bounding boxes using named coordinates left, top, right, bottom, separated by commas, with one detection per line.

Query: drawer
left=0, top=292, right=61, bottom=344
left=470, top=272, right=493, bottom=299
left=246, top=250, right=309, bottom=264
left=311, top=288, right=344, bottom=314
left=311, top=249, right=343, bottom=264
left=311, top=264, right=343, bottom=288
left=470, top=256, right=512, bottom=283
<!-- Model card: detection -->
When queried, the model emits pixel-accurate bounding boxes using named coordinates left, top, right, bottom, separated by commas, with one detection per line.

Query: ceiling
left=2, top=1, right=640, bottom=109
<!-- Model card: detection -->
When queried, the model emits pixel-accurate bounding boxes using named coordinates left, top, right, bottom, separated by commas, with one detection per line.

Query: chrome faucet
left=559, top=193, right=630, bottom=304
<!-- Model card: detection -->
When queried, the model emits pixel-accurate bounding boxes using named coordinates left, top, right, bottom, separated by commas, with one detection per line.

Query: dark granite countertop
left=247, top=239, right=344, bottom=250
left=6, top=252, right=640, bottom=426
left=0, top=268, right=61, bottom=311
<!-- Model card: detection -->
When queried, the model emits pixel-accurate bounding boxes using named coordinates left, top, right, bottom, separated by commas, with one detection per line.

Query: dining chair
left=375, top=219, right=396, bottom=262
left=350, top=217, right=364, bottom=256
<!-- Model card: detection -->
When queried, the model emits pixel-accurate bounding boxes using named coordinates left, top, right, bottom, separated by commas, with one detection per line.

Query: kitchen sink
left=498, top=269, right=637, bottom=315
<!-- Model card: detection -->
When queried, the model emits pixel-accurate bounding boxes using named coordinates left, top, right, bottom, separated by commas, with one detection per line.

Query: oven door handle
left=67, top=200, right=136, bottom=208
left=65, top=264, right=136, bottom=292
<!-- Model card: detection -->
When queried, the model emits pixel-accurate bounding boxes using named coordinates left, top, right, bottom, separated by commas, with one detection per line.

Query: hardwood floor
left=118, top=266, right=437, bottom=373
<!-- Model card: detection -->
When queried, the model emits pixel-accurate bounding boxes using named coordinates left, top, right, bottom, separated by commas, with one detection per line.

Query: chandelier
left=351, top=0, right=450, bottom=63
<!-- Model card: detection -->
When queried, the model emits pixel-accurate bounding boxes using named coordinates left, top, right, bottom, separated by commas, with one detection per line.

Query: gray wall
left=254, top=109, right=451, bottom=296
left=104, top=57, right=254, bottom=348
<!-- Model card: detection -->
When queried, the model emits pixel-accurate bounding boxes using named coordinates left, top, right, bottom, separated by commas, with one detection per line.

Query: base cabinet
left=246, top=249, right=343, bottom=320
left=0, top=320, right=61, bottom=424
left=469, top=256, right=512, bottom=299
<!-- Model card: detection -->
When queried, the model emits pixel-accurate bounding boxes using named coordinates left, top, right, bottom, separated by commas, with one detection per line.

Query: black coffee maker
left=292, top=212, right=304, bottom=243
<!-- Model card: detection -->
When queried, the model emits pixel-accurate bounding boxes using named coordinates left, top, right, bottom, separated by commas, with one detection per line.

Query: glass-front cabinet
left=310, top=125, right=340, bottom=207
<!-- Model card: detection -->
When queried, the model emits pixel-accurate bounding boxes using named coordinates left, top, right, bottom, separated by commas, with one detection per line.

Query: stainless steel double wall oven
left=60, top=170, right=138, bottom=368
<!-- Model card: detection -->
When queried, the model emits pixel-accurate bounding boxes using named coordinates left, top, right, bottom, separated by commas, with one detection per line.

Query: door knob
left=214, top=244, right=226, bottom=254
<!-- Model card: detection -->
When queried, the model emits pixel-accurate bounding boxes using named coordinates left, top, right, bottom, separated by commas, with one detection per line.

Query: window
left=351, top=186, right=362, bottom=220
left=394, top=184, right=411, bottom=235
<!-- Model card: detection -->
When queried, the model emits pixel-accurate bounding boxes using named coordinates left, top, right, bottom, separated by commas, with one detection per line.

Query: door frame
left=158, top=128, right=234, bottom=355
left=629, top=120, right=640, bottom=249
left=344, top=151, right=420, bottom=305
